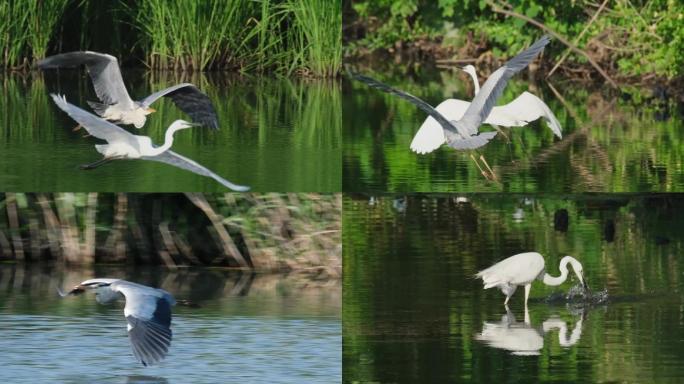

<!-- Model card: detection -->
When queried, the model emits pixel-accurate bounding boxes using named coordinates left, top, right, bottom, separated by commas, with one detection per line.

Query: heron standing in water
left=476, top=252, right=588, bottom=308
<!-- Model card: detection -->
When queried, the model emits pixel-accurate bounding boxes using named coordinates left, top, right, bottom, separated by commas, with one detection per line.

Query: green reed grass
left=2, top=0, right=341, bottom=76
left=283, top=0, right=342, bottom=77
left=129, top=0, right=340, bottom=76
left=0, top=0, right=70, bottom=69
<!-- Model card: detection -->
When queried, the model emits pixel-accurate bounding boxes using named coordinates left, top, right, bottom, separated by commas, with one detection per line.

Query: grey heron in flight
left=353, top=35, right=552, bottom=179
left=50, top=93, right=250, bottom=191
left=38, top=51, right=218, bottom=129
left=59, top=278, right=176, bottom=366
left=476, top=252, right=588, bottom=308
left=411, top=64, right=562, bottom=154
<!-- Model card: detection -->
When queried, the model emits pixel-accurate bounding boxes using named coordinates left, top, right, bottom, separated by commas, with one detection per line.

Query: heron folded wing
left=140, top=83, right=219, bottom=129
left=142, top=150, right=250, bottom=192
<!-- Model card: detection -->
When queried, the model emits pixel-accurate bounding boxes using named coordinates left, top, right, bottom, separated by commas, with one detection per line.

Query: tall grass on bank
left=129, top=0, right=341, bottom=76
left=0, top=0, right=70, bottom=69
left=1, top=0, right=341, bottom=76
left=284, top=0, right=342, bottom=77
left=0, top=193, right=341, bottom=274
left=131, top=0, right=251, bottom=71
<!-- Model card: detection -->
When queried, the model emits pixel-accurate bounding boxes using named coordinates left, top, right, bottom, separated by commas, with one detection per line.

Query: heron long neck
left=467, top=70, right=481, bottom=94
left=147, top=125, right=182, bottom=156
left=542, top=260, right=569, bottom=286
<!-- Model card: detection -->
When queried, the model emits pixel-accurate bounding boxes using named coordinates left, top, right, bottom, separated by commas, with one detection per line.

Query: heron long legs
left=524, top=283, right=531, bottom=309
left=469, top=153, right=498, bottom=181
left=80, top=156, right=122, bottom=170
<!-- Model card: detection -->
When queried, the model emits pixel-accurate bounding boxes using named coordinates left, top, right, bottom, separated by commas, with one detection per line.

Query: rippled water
left=343, top=67, right=684, bottom=192
left=0, top=264, right=340, bottom=383
left=343, top=194, right=684, bottom=383
left=0, top=71, right=341, bottom=192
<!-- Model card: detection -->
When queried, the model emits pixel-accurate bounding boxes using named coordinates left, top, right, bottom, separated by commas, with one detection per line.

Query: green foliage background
left=0, top=0, right=342, bottom=77
left=347, top=0, right=684, bottom=79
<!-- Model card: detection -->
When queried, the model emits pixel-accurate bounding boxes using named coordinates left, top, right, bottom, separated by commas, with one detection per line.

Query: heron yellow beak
left=145, top=107, right=156, bottom=114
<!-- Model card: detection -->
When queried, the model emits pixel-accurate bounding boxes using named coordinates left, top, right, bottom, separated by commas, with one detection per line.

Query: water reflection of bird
left=411, top=64, right=562, bottom=154
left=352, top=35, right=554, bottom=180
left=38, top=51, right=218, bottom=129
left=49, top=94, right=249, bottom=191
left=476, top=252, right=588, bottom=308
left=475, top=306, right=583, bottom=355
left=59, top=278, right=177, bottom=366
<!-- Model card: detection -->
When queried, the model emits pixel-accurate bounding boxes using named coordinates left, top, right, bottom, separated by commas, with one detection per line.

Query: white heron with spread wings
left=59, top=278, right=177, bottom=366
left=410, top=64, right=562, bottom=154
left=38, top=51, right=219, bottom=129
left=353, top=35, right=556, bottom=178
left=50, top=93, right=249, bottom=191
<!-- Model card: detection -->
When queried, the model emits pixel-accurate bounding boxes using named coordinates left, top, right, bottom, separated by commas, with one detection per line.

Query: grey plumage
left=457, top=35, right=551, bottom=136
left=38, top=51, right=219, bottom=129
left=59, top=278, right=176, bottom=366
left=353, top=35, right=551, bottom=151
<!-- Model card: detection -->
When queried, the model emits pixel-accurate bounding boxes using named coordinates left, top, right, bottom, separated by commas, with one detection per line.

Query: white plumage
left=476, top=252, right=587, bottom=307
left=410, top=65, right=562, bottom=154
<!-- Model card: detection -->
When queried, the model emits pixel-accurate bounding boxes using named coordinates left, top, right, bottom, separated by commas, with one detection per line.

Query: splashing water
left=545, top=283, right=609, bottom=305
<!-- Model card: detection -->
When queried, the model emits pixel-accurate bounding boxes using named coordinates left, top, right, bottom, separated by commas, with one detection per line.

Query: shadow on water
left=343, top=65, right=684, bottom=192
left=125, top=376, right=168, bottom=384
left=476, top=306, right=584, bottom=356
left=344, top=194, right=684, bottom=383
left=0, top=71, right=341, bottom=192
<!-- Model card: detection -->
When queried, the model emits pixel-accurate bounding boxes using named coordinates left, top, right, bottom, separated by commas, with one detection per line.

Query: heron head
left=68, top=278, right=118, bottom=294
left=170, top=119, right=198, bottom=132
left=461, top=64, right=477, bottom=76
left=563, top=256, right=589, bottom=292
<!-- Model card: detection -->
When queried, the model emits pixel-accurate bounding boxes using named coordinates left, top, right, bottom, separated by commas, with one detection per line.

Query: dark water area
left=0, top=264, right=340, bottom=383
left=343, top=65, right=684, bottom=193
left=343, top=194, right=684, bottom=383
left=0, top=71, right=341, bottom=192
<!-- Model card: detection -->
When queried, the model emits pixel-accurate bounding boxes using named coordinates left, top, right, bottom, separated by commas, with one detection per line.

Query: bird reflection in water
left=475, top=306, right=584, bottom=356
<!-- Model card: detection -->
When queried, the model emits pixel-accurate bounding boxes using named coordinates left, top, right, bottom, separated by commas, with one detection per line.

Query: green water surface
left=0, top=71, right=341, bottom=192
left=343, top=66, right=684, bottom=192
left=344, top=194, right=684, bottom=383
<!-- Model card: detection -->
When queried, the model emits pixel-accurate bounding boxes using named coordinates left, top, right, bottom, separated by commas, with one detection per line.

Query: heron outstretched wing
left=494, top=92, right=562, bottom=138
left=459, top=36, right=551, bottom=135
left=139, top=83, right=219, bottom=129
left=142, top=150, right=250, bottom=192
left=115, top=281, right=175, bottom=367
left=50, top=94, right=140, bottom=149
left=352, top=74, right=470, bottom=138
left=410, top=99, right=471, bottom=154
left=38, top=51, right=136, bottom=109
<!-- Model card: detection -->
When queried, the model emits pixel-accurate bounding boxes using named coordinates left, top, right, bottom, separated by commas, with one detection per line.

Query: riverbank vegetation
left=345, top=0, right=684, bottom=84
left=0, top=193, right=341, bottom=276
left=1, top=0, right=341, bottom=77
